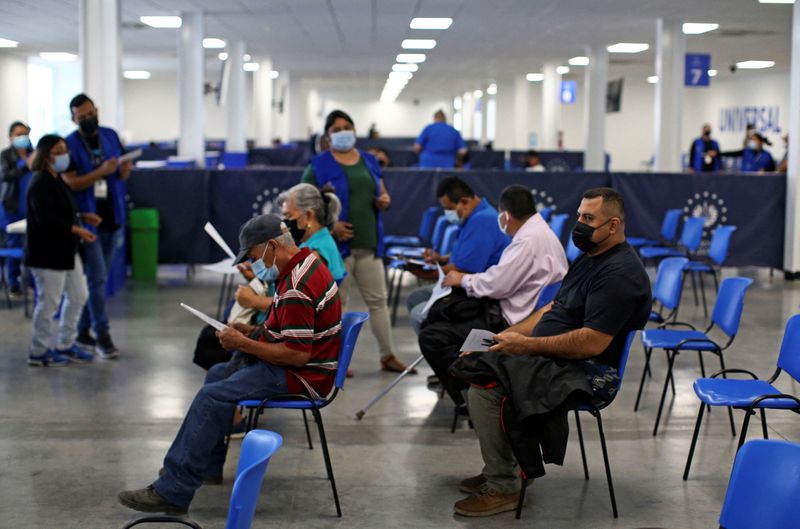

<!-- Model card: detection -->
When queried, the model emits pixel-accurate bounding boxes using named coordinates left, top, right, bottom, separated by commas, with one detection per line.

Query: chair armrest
left=676, top=337, right=720, bottom=351
left=709, top=369, right=759, bottom=380
left=121, top=516, right=203, bottom=529
left=657, top=321, right=696, bottom=331
left=746, top=394, right=800, bottom=412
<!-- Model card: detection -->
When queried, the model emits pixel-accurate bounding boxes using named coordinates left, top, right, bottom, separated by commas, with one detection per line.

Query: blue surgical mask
left=444, top=209, right=460, bottom=225
left=330, top=130, right=356, bottom=152
left=747, top=140, right=758, bottom=150
left=53, top=153, right=70, bottom=173
left=251, top=243, right=279, bottom=282
left=11, top=135, right=30, bottom=150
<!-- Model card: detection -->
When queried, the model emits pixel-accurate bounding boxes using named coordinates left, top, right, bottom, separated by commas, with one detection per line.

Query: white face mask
left=748, top=140, right=758, bottom=150
left=330, top=130, right=356, bottom=152
left=497, top=212, right=509, bottom=234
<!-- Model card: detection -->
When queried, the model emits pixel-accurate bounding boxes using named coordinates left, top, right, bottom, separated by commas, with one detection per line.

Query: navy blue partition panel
left=248, top=148, right=310, bottom=167
left=611, top=172, right=785, bottom=268
left=468, top=151, right=506, bottom=169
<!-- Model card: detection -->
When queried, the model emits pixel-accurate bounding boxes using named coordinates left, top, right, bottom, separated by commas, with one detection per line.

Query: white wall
left=0, top=54, right=28, bottom=146
left=320, top=97, right=452, bottom=138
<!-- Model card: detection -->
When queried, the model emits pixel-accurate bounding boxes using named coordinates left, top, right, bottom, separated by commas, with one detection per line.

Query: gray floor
left=1, top=265, right=799, bottom=529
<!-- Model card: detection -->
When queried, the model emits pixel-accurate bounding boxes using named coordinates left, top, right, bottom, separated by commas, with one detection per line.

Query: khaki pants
left=339, top=248, right=395, bottom=361
left=468, top=386, right=521, bottom=494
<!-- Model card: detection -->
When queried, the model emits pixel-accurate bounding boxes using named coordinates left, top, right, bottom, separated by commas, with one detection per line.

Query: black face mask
left=571, top=218, right=612, bottom=253
left=79, top=117, right=99, bottom=136
left=283, top=217, right=306, bottom=245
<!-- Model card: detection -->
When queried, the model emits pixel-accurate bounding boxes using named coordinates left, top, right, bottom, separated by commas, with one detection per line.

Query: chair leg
left=698, top=351, right=706, bottom=378
left=515, top=478, right=528, bottom=519
left=653, top=350, right=677, bottom=436
left=312, top=408, right=342, bottom=517
left=390, top=271, right=404, bottom=326
left=595, top=411, right=618, bottom=518
left=302, top=409, right=314, bottom=450
left=683, top=402, right=706, bottom=480
left=698, top=272, right=708, bottom=318
left=711, top=268, right=719, bottom=293
left=574, top=410, right=589, bottom=480
left=718, top=354, right=736, bottom=437
left=760, top=409, right=769, bottom=439
left=450, top=406, right=459, bottom=433
left=690, top=271, right=699, bottom=307
left=737, top=410, right=754, bottom=451
left=634, top=346, right=652, bottom=412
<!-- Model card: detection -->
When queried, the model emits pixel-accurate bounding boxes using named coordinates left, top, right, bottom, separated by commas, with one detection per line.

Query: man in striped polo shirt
left=119, top=214, right=341, bottom=515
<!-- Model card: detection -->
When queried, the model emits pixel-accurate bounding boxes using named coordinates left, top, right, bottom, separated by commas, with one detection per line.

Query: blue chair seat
left=628, top=237, right=659, bottom=247
left=239, top=398, right=326, bottom=409
left=639, top=246, right=684, bottom=259
left=641, top=329, right=718, bottom=350
left=684, top=261, right=713, bottom=272
left=0, top=248, right=23, bottom=259
left=693, top=379, right=799, bottom=409
left=384, top=235, right=421, bottom=247
left=386, top=246, right=425, bottom=259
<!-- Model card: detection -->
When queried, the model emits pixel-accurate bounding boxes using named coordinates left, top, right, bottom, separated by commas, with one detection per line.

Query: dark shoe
left=27, top=349, right=70, bottom=367
left=118, top=485, right=188, bottom=515
left=427, top=375, right=439, bottom=385
left=380, top=355, right=417, bottom=374
left=96, top=334, right=118, bottom=359
left=459, top=474, right=487, bottom=494
left=158, top=467, right=223, bottom=486
left=56, top=344, right=94, bottom=364
left=453, top=484, right=520, bottom=517
left=75, top=332, right=96, bottom=350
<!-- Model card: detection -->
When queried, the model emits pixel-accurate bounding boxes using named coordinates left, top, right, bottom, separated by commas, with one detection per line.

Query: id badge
left=94, top=178, right=108, bottom=199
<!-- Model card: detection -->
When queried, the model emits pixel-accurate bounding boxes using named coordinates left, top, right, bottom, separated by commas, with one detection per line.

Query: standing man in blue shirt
left=62, top=94, right=132, bottom=359
left=415, top=110, right=468, bottom=168
left=687, top=123, right=721, bottom=172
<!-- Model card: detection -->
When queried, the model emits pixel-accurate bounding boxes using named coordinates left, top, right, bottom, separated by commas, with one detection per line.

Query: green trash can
left=129, top=208, right=159, bottom=281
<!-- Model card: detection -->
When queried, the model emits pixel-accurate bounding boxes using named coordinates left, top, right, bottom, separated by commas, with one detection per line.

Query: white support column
left=653, top=18, right=685, bottom=172
left=225, top=40, right=246, bottom=152
left=584, top=47, right=608, bottom=171
left=79, top=0, right=121, bottom=129
left=784, top=4, right=800, bottom=274
left=512, top=76, right=530, bottom=149
left=178, top=11, right=205, bottom=167
left=253, top=58, right=273, bottom=146
left=461, top=92, right=474, bottom=140
left=541, top=62, right=561, bottom=150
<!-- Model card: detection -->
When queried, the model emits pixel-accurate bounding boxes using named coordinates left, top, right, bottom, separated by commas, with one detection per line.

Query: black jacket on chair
left=24, top=171, right=81, bottom=270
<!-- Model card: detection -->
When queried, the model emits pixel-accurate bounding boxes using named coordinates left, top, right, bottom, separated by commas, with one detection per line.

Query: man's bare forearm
left=518, top=327, right=611, bottom=360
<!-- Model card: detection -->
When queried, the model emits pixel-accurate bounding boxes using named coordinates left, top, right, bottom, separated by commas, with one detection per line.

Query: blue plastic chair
left=633, top=257, right=689, bottom=412
left=0, top=247, right=26, bottom=312
left=639, top=215, right=705, bottom=263
left=238, top=311, right=369, bottom=518
left=516, top=331, right=638, bottom=520
left=640, top=277, right=753, bottom=436
left=386, top=213, right=448, bottom=259
left=683, top=314, right=800, bottom=480
left=548, top=213, right=570, bottom=242
left=566, top=237, right=582, bottom=264
left=628, top=208, right=682, bottom=247
left=717, top=440, right=800, bottom=529
left=121, top=429, right=283, bottom=529
left=384, top=206, right=440, bottom=249
left=538, top=206, right=554, bottom=223
left=684, top=225, right=737, bottom=317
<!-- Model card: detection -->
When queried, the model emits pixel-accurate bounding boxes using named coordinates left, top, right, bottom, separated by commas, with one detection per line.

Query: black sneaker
left=118, top=485, right=188, bottom=515
left=75, top=332, right=96, bottom=350
left=96, top=334, right=118, bottom=359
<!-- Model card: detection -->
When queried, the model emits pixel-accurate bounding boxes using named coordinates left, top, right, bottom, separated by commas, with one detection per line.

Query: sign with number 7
left=685, top=53, right=711, bottom=87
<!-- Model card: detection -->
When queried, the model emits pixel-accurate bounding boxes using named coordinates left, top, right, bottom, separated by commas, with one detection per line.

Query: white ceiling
left=0, top=0, right=793, bottom=100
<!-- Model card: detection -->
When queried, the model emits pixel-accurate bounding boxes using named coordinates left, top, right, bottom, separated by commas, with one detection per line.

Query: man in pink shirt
left=420, top=185, right=568, bottom=406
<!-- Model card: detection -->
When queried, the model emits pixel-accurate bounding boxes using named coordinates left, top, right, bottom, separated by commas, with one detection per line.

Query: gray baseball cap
left=233, top=214, right=285, bottom=265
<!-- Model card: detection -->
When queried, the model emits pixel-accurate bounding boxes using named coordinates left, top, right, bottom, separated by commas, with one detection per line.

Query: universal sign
left=718, top=105, right=782, bottom=134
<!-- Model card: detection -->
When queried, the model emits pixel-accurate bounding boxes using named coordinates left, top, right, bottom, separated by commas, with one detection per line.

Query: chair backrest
left=225, top=429, right=283, bottom=529
left=536, top=281, right=561, bottom=310
left=718, top=439, right=800, bottom=529
left=708, top=225, right=737, bottom=266
left=419, top=206, right=441, bottom=244
left=439, top=225, right=460, bottom=255
left=711, top=277, right=754, bottom=337
left=776, top=314, right=800, bottom=382
left=430, top=215, right=450, bottom=251
left=566, top=237, right=582, bottom=263
left=660, top=208, right=683, bottom=241
left=680, top=216, right=706, bottom=253
left=333, top=311, right=370, bottom=389
left=539, top=206, right=554, bottom=223
left=549, top=213, right=569, bottom=241
left=652, top=257, right=689, bottom=311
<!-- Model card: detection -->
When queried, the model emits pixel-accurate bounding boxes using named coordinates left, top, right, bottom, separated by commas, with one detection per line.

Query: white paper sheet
left=420, top=264, right=453, bottom=317
left=227, top=278, right=267, bottom=323
left=119, top=148, right=143, bottom=163
left=460, top=329, right=498, bottom=352
left=180, top=303, right=226, bottom=331
left=204, top=222, right=237, bottom=260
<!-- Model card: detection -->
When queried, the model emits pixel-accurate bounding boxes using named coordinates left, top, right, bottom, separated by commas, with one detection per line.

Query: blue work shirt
left=450, top=199, right=511, bottom=273
left=416, top=122, right=466, bottom=168
left=741, top=148, right=776, bottom=172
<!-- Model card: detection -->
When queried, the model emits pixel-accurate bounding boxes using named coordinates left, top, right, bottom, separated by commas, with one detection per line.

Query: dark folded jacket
left=450, top=352, right=593, bottom=479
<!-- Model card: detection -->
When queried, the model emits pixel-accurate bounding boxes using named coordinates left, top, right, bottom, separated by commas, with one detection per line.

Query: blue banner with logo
left=685, top=53, right=711, bottom=87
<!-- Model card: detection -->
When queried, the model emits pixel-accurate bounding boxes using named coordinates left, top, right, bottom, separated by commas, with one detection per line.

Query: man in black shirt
left=451, top=187, right=651, bottom=517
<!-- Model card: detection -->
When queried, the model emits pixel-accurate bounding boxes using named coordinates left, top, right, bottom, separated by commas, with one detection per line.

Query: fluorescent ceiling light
left=396, top=53, right=426, bottom=63
left=124, top=70, right=151, bottom=80
left=647, top=76, right=659, bottom=84
left=270, top=70, right=279, bottom=79
left=487, top=83, right=497, bottom=95
left=389, top=71, right=413, bottom=80
left=401, top=39, right=436, bottom=50
left=140, top=16, right=182, bottom=28
left=39, top=52, right=77, bottom=62
left=526, top=73, right=544, bottom=82
left=758, top=0, right=794, bottom=3
left=243, top=62, right=259, bottom=71
left=218, top=52, right=228, bottom=61
left=203, top=38, right=226, bottom=49
left=682, top=22, right=719, bottom=34
left=556, top=66, right=570, bottom=75
left=708, top=69, right=718, bottom=77
left=736, top=60, right=775, bottom=69
left=0, top=37, right=19, bottom=48
left=243, top=54, right=251, bottom=62
left=568, top=56, right=589, bottom=66
left=607, top=42, right=649, bottom=53
left=409, top=17, right=453, bottom=30
left=473, top=89, right=483, bottom=97
left=392, top=63, right=418, bottom=72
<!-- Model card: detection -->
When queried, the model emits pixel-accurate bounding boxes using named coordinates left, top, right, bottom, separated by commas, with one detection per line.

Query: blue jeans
left=153, top=356, right=288, bottom=507
left=78, top=227, right=123, bottom=337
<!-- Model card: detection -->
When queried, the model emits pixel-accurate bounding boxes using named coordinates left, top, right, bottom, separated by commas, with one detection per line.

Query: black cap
left=233, top=214, right=285, bottom=265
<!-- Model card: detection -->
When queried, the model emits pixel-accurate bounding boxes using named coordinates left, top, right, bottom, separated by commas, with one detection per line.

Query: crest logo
left=530, top=188, right=556, bottom=213
left=252, top=187, right=281, bottom=217
left=683, top=191, right=728, bottom=252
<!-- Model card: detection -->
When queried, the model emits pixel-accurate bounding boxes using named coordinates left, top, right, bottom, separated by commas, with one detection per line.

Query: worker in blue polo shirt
left=687, top=123, right=721, bottom=172
left=414, top=110, right=468, bottom=168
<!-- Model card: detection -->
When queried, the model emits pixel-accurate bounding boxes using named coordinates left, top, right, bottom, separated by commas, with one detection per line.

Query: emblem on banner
left=683, top=191, right=728, bottom=250
left=544, top=158, right=571, bottom=172
left=252, top=187, right=281, bottom=217
left=530, top=188, right=556, bottom=213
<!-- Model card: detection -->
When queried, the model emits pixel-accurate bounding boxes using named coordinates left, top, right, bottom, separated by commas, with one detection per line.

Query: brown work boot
left=117, top=485, right=188, bottom=515
left=454, top=483, right=520, bottom=517
left=459, top=474, right=487, bottom=494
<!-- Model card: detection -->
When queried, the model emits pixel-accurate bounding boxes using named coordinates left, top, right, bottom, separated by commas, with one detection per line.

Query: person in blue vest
left=742, top=132, right=776, bottom=172
left=301, top=109, right=412, bottom=373
left=687, top=123, right=721, bottom=172
left=62, top=94, right=132, bottom=359
left=414, top=110, right=468, bottom=168
left=0, top=121, right=34, bottom=296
